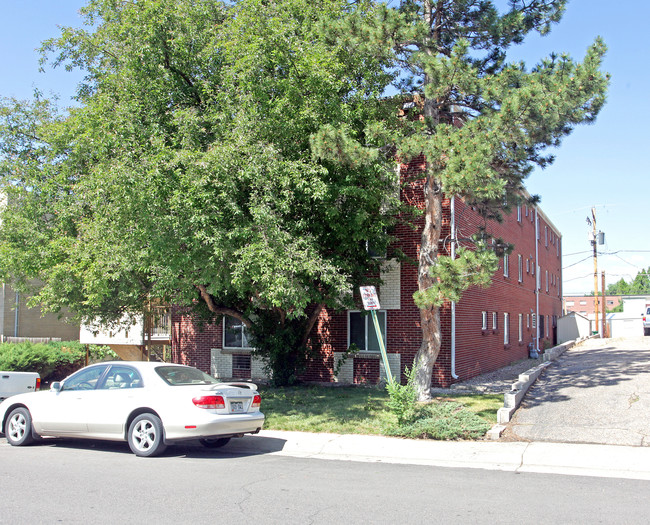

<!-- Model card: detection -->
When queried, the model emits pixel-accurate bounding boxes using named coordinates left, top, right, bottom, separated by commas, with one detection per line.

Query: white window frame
left=546, top=270, right=549, bottom=292
left=492, top=312, right=498, bottom=331
left=518, top=314, right=523, bottom=342
left=517, top=206, right=521, bottom=222
left=482, top=311, right=488, bottom=330
left=503, top=255, right=509, bottom=277
left=526, top=313, right=530, bottom=328
left=504, top=313, right=510, bottom=345
left=518, top=255, right=523, bottom=282
left=348, top=310, right=387, bottom=352
left=223, top=316, right=253, bottom=350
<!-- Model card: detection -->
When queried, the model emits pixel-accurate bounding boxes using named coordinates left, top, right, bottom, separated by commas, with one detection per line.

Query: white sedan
left=0, top=361, right=264, bottom=457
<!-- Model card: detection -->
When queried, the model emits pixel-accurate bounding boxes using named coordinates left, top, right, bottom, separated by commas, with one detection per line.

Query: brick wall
left=171, top=154, right=562, bottom=389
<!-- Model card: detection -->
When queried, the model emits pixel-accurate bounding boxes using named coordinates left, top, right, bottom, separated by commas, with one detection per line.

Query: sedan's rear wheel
left=128, top=413, right=167, bottom=457
left=5, top=407, right=36, bottom=446
left=199, top=437, right=231, bottom=449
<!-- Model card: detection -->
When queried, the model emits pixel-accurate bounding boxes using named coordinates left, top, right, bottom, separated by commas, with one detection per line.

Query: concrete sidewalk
left=227, top=429, right=650, bottom=481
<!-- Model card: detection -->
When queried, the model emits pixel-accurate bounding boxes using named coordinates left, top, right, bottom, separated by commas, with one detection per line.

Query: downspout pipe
left=0, top=284, right=4, bottom=342
left=450, top=196, right=459, bottom=379
left=533, top=208, right=540, bottom=358
left=14, top=291, right=19, bottom=338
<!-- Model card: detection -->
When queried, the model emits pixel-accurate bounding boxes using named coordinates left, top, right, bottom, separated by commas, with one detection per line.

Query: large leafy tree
left=312, top=0, right=609, bottom=398
left=0, top=0, right=399, bottom=384
left=607, top=269, right=650, bottom=296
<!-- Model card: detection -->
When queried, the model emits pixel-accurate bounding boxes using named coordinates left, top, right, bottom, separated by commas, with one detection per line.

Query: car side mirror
left=50, top=382, right=62, bottom=392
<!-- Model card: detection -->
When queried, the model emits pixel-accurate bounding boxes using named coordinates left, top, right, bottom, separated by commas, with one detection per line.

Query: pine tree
left=313, top=0, right=609, bottom=399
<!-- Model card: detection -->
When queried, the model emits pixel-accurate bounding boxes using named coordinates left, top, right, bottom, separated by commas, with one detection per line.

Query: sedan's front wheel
left=5, top=407, right=36, bottom=446
left=128, top=413, right=167, bottom=457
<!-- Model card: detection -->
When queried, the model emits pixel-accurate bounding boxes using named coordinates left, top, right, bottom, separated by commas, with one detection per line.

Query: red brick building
left=171, top=164, right=563, bottom=388
left=563, top=295, right=622, bottom=316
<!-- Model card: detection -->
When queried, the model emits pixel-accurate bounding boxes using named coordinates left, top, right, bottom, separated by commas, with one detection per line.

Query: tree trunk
left=414, top=171, right=443, bottom=401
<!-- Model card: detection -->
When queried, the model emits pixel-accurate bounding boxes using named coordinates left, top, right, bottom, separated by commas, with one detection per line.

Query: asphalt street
left=504, top=336, right=650, bottom=446
left=1, top=438, right=649, bottom=524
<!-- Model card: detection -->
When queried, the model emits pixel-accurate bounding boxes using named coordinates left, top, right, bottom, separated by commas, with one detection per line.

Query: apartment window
left=525, top=206, right=529, bottom=217
left=518, top=255, right=523, bottom=282
left=557, top=238, right=560, bottom=257
left=503, top=255, right=509, bottom=277
left=517, top=206, right=522, bottom=222
left=526, top=313, right=530, bottom=328
left=504, top=313, right=510, bottom=344
left=566, top=301, right=575, bottom=307
left=518, top=314, right=523, bottom=342
left=580, top=300, right=587, bottom=306
left=224, top=316, right=252, bottom=349
left=492, top=312, right=498, bottom=331
left=546, top=316, right=550, bottom=338
left=349, top=311, right=386, bottom=352
left=545, top=270, right=549, bottom=292
left=545, top=226, right=548, bottom=246
left=482, top=311, right=488, bottom=330
left=366, top=239, right=387, bottom=259
left=532, top=314, right=537, bottom=329
left=526, top=259, right=530, bottom=273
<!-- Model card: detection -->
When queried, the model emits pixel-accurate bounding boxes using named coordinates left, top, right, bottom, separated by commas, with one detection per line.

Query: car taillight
left=36, top=377, right=41, bottom=391
left=193, top=395, right=225, bottom=409
left=251, top=394, right=261, bottom=409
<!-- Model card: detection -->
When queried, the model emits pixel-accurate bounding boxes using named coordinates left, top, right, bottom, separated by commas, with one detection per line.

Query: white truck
left=0, top=371, right=41, bottom=401
left=644, top=305, right=650, bottom=336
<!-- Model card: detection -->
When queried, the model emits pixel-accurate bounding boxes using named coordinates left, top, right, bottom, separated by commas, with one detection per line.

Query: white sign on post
left=360, top=286, right=380, bottom=310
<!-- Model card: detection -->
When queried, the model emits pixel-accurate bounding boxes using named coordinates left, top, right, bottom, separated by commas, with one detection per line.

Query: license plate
left=230, top=401, right=244, bottom=413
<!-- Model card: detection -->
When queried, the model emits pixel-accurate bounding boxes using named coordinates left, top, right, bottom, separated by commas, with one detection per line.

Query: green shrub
left=0, top=342, right=84, bottom=382
left=385, top=366, right=418, bottom=425
left=0, top=341, right=116, bottom=383
left=386, top=401, right=491, bottom=440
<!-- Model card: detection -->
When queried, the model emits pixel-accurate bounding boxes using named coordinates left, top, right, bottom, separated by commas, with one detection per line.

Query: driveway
left=504, top=336, right=650, bottom=446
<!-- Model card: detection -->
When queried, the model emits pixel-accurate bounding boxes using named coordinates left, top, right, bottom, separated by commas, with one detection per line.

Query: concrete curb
left=488, top=336, right=594, bottom=437
left=230, top=430, right=650, bottom=480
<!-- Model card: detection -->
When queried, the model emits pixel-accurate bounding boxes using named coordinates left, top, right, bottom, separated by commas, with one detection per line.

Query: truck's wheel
left=5, top=407, right=36, bottom=446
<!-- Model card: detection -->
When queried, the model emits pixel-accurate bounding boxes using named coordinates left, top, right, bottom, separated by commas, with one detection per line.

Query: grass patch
left=260, top=385, right=502, bottom=440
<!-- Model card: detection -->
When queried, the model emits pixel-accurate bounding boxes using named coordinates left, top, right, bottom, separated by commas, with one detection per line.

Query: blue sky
left=1, top=0, right=646, bottom=295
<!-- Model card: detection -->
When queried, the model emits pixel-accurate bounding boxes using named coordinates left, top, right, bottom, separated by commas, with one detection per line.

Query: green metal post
left=371, top=310, right=394, bottom=386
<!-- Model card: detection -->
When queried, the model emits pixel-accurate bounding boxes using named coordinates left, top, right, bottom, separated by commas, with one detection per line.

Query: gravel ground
left=430, top=357, right=543, bottom=395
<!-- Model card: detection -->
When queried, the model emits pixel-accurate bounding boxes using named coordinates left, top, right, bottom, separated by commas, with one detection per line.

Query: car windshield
left=155, top=366, right=220, bottom=386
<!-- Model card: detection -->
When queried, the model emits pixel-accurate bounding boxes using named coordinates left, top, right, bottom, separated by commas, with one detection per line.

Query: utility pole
left=601, top=271, right=606, bottom=337
left=587, top=207, right=606, bottom=337
left=591, top=207, right=599, bottom=336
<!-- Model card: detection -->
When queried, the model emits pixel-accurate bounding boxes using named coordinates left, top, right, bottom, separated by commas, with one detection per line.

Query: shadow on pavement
left=519, top=345, right=650, bottom=409
left=13, top=433, right=288, bottom=459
